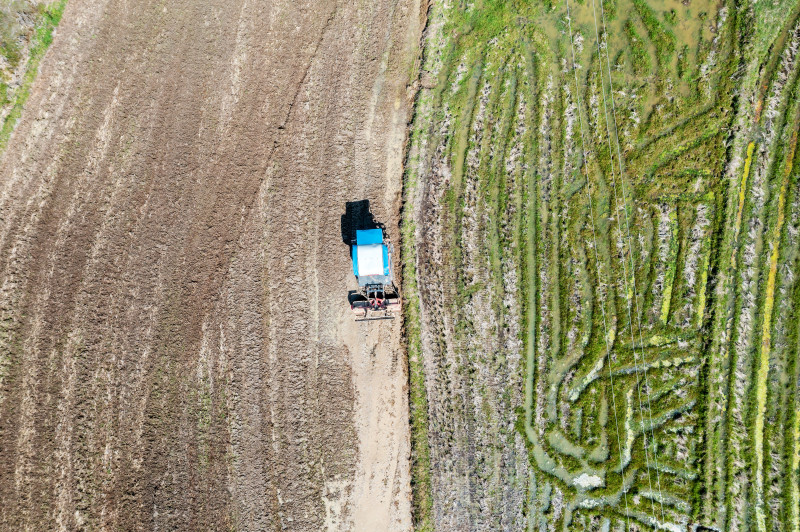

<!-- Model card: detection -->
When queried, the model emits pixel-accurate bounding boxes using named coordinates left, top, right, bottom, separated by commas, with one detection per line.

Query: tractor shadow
left=342, top=200, right=386, bottom=305
left=341, top=199, right=384, bottom=245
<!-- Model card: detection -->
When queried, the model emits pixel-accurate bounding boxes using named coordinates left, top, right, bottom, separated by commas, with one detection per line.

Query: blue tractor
left=350, top=228, right=401, bottom=320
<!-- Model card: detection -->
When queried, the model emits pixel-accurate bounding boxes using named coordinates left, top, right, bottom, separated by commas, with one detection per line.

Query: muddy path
left=0, top=0, right=423, bottom=530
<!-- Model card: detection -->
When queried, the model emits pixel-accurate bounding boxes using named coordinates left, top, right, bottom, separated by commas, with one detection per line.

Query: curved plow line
left=563, top=0, right=630, bottom=525
left=754, top=130, right=797, bottom=532
left=695, top=192, right=715, bottom=329
left=730, top=142, right=757, bottom=274
left=517, top=54, right=576, bottom=495
left=659, top=209, right=679, bottom=325
left=593, top=0, right=667, bottom=522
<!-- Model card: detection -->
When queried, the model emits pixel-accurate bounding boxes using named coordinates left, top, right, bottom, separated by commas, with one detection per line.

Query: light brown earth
left=0, top=0, right=424, bottom=530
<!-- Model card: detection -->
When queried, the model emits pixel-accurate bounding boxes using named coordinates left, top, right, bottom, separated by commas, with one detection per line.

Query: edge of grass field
left=401, top=1, right=448, bottom=529
left=0, top=0, right=68, bottom=155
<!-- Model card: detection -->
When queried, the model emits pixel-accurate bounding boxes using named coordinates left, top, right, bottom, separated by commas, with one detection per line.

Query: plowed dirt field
left=0, top=0, right=423, bottom=530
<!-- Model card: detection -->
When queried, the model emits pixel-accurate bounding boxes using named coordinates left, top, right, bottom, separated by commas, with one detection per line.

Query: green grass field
left=404, top=0, right=800, bottom=529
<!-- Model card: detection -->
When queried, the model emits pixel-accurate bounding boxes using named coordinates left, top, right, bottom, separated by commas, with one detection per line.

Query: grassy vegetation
left=402, top=209, right=434, bottom=531
left=659, top=207, right=679, bottom=324
left=631, top=0, right=675, bottom=65
left=0, top=0, right=67, bottom=154
left=624, top=19, right=652, bottom=76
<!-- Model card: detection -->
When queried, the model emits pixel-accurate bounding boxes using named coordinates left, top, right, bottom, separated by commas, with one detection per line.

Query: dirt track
left=0, top=0, right=423, bottom=529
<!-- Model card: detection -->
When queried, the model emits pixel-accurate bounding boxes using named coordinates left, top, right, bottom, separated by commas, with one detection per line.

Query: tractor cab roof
left=352, top=229, right=391, bottom=286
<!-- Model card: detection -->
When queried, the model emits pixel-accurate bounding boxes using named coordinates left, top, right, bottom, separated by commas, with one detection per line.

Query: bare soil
left=0, top=0, right=423, bottom=530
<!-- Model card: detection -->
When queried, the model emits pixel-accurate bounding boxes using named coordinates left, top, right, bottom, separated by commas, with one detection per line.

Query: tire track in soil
left=0, top=0, right=423, bottom=530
